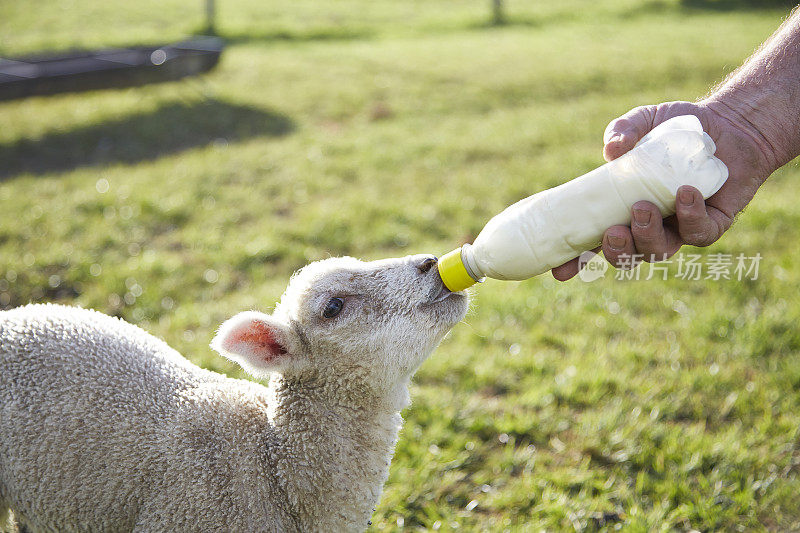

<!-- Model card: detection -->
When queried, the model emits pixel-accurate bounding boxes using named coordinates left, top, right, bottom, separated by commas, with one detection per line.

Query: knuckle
left=630, top=222, right=663, bottom=251
left=612, top=117, right=632, bottom=130
left=631, top=229, right=659, bottom=251
left=680, top=218, right=724, bottom=247
left=682, top=230, right=715, bottom=247
left=677, top=204, right=705, bottom=221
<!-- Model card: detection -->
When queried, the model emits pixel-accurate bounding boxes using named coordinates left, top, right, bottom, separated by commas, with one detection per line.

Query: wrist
left=702, top=89, right=794, bottom=177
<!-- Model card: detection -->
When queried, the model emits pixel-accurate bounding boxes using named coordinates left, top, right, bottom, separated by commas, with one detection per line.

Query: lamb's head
left=211, top=254, right=468, bottom=392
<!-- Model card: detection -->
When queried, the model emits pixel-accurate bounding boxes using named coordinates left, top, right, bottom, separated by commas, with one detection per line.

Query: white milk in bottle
left=437, top=115, right=728, bottom=291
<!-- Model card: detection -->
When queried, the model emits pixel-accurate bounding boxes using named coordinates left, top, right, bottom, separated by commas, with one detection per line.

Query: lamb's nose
left=416, top=256, right=438, bottom=274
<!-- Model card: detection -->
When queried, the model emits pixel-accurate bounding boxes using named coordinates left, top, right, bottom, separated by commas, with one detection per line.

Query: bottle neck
left=460, top=244, right=485, bottom=282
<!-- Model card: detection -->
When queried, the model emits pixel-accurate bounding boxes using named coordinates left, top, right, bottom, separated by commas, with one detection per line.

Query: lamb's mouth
left=426, top=281, right=463, bottom=305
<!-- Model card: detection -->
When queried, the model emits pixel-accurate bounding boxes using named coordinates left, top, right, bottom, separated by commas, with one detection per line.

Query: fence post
left=492, top=0, right=505, bottom=25
left=205, top=0, right=216, bottom=35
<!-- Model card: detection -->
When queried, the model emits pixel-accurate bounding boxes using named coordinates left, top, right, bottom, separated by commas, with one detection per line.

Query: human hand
left=551, top=100, right=775, bottom=281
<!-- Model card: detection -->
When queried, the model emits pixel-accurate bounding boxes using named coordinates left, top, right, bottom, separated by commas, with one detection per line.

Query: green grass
left=3, top=0, right=800, bottom=530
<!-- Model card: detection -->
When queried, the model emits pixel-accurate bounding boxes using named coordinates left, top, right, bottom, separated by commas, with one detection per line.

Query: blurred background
left=2, top=0, right=800, bottom=530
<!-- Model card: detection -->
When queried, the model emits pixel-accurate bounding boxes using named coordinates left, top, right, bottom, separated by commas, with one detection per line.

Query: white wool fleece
left=0, top=254, right=468, bottom=532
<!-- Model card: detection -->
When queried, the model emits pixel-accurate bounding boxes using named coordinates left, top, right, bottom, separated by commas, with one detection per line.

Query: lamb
left=0, top=254, right=468, bottom=532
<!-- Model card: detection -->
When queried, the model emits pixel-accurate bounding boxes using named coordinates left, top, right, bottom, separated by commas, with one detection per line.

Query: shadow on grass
left=0, top=98, right=294, bottom=179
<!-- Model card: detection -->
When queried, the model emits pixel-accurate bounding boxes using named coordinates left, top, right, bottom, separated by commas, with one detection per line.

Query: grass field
left=3, top=0, right=800, bottom=530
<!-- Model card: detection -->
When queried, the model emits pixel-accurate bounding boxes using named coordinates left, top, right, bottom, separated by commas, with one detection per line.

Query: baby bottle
left=437, top=115, right=729, bottom=292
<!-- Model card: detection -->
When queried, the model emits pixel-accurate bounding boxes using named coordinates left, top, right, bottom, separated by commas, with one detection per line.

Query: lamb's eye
left=322, top=297, right=344, bottom=319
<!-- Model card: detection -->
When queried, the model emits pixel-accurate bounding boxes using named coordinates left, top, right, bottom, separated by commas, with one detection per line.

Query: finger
left=602, top=226, right=638, bottom=269
left=629, top=201, right=683, bottom=261
left=551, top=257, right=579, bottom=281
left=603, top=105, right=657, bottom=162
left=551, top=246, right=601, bottom=281
left=674, top=186, right=730, bottom=247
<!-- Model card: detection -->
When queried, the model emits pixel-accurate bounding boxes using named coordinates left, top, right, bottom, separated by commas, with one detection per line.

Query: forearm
left=703, top=7, right=800, bottom=173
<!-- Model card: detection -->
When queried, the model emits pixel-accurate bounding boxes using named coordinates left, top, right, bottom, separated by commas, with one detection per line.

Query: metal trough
left=0, top=36, right=224, bottom=101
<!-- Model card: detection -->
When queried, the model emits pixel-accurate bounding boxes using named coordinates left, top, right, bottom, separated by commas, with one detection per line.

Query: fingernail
left=632, top=208, right=651, bottom=226
left=607, top=235, right=626, bottom=250
left=679, top=188, right=694, bottom=206
left=606, top=131, right=621, bottom=143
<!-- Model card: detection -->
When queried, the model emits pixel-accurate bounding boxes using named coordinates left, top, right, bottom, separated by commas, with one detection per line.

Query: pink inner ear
left=228, top=320, right=287, bottom=362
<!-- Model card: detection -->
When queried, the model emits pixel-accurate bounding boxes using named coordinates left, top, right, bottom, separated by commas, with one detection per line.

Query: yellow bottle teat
left=438, top=248, right=479, bottom=292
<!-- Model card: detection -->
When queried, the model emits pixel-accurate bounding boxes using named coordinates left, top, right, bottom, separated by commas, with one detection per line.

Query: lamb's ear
left=211, top=311, right=301, bottom=377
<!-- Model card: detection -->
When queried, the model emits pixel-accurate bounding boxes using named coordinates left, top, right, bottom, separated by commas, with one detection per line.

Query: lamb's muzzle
left=410, top=254, right=463, bottom=305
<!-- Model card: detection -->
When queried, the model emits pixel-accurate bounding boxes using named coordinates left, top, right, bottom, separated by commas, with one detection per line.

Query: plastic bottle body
left=439, top=115, right=728, bottom=289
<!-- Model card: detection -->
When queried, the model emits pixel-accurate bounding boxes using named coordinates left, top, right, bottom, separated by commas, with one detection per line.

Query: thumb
left=602, top=105, right=658, bottom=162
